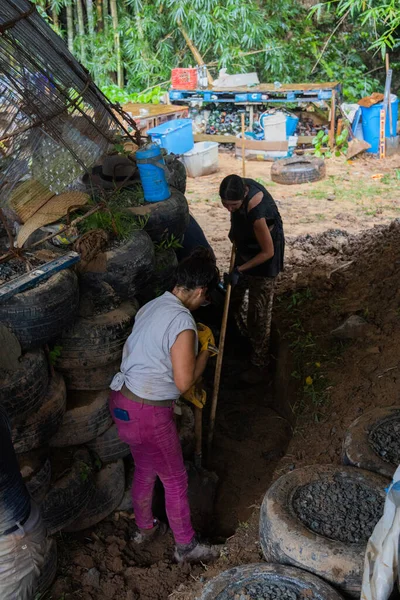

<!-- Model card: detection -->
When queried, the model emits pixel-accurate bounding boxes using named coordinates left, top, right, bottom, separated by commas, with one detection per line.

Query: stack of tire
left=0, top=265, right=80, bottom=595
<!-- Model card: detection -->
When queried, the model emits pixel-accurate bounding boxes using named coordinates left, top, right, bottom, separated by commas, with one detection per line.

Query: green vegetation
left=29, top=0, right=394, bottom=103
left=76, top=208, right=145, bottom=239
left=154, top=234, right=183, bottom=253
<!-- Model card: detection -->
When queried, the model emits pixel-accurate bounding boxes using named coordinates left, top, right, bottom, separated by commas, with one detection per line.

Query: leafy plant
left=49, top=345, right=63, bottom=366
left=77, top=207, right=145, bottom=239
left=312, top=129, right=348, bottom=158
left=154, top=234, right=183, bottom=252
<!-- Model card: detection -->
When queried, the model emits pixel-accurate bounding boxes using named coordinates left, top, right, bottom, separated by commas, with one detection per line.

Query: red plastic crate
left=171, top=68, right=198, bottom=90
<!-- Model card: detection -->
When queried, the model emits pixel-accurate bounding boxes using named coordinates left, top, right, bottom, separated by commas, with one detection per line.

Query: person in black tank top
left=219, top=174, right=285, bottom=382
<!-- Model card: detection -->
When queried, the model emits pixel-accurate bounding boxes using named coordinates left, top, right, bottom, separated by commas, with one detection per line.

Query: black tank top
left=229, top=179, right=284, bottom=278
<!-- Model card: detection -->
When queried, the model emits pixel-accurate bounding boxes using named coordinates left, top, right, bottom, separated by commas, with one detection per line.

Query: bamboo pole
left=241, top=112, right=246, bottom=177
left=66, top=2, right=74, bottom=53
left=76, top=0, right=86, bottom=64
left=329, top=89, right=336, bottom=149
left=110, top=0, right=123, bottom=88
left=178, top=25, right=214, bottom=86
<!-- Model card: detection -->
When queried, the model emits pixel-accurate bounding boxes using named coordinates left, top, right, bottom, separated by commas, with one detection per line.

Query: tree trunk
left=66, top=3, right=74, bottom=52
left=110, top=0, right=123, bottom=88
left=51, top=8, right=59, bottom=31
left=102, top=0, right=109, bottom=35
left=76, top=0, right=87, bottom=64
left=86, top=0, right=95, bottom=36
left=96, top=0, right=103, bottom=31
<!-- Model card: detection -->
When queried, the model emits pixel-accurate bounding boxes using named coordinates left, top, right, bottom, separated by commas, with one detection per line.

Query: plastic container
left=260, top=113, right=287, bottom=142
left=171, top=68, right=197, bottom=90
left=136, top=144, right=170, bottom=203
left=286, top=115, right=299, bottom=137
left=147, top=119, right=194, bottom=155
left=182, top=142, right=219, bottom=178
left=361, top=95, right=398, bottom=153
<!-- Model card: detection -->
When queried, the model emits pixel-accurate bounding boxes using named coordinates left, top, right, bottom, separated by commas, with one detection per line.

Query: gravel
left=369, top=417, right=400, bottom=465
left=216, top=581, right=299, bottom=600
left=292, top=477, right=384, bottom=544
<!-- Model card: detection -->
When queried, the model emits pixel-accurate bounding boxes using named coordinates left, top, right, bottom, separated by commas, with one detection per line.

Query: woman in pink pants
left=110, top=248, right=220, bottom=563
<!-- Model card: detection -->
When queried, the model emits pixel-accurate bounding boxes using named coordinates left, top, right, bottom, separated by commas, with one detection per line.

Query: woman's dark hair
left=173, top=247, right=219, bottom=292
left=219, top=174, right=245, bottom=201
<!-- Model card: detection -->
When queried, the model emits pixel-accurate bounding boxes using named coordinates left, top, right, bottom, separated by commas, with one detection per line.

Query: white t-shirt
left=110, top=292, right=197, bottom=401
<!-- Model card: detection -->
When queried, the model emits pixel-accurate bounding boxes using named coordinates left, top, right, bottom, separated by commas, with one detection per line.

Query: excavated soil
left=369, top=417, right=400, bottom=465
left=215, top=581, right=299, bottom=600
left=292, top=479, right=384, bottom=544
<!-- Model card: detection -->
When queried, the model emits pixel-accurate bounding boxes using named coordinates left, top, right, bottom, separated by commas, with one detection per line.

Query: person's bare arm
left=238, top=218, right=274, bottom=272
left=171, top=329, right=209, bottom=394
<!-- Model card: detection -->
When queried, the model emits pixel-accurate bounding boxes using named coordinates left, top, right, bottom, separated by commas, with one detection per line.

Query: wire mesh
left=0, top=0, right=140, bottom=206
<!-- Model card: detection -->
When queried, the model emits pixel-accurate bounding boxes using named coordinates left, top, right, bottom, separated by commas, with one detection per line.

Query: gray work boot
left=174, top=536, right=220, bottom=563
left=132, top=519, right=168, bottom=545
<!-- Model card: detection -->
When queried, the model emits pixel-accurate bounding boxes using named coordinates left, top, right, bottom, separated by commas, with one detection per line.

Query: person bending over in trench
left=220, top=174, right=285, bottom=384
left=110, top=247, right=220, bottom=563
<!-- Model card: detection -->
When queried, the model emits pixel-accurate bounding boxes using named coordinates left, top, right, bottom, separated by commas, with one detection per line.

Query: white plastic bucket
left=182, top=142, right=219, bottom=178
left=261, top=113, right=287, bottom=142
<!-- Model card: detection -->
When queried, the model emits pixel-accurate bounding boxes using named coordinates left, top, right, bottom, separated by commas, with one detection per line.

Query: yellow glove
left=182, top=382, right=207, bottom=410
left=197, top=322, right=217, bottom=355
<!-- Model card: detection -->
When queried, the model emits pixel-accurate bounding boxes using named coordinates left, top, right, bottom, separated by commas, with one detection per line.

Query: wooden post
left=329, top=89, right=336, bottom=149
left=241, top=112, right=246, bottom=178
left=207, top=244, right=236, bottom=458
left=379, top=109, right=386, bottom=159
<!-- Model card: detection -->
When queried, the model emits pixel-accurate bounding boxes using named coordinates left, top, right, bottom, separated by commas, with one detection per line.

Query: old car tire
left=164, top=154, right=187, bottom=194
left=343, top=407, right=400, bottom=478
left=41, top=448, right=94, bottom=535
left=200, top=563, right=345, bottom=600
left=56, top=302, right=137, bottom=370
left=139, top=247, right=177, bottom=303
left=260, top=464, right=389, bottom=597
left=18, top=449, right=51, bottom=504
left=35, top=538, right=58, bottom=595
left=59, top=359, right=120, bottom=391
left=12, top=373, right=66, bottom=454
left=65, top=459, right=125, bottom=531
left=50, top=389, right=112, bottom=447
left=87, top=423, right=130, bottom=463
left=0, top=269, right=79, bottom=351
left=271, top=156, right=326, bottom=185
left=0, top=349, right=49, bottom=419
left=125, top=188, right=189, bottom=243
left=81, top=229, right=154, bottom=299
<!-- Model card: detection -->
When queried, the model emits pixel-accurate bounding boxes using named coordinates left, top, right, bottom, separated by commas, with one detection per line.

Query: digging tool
left=207, top=243, right=236, bottom=458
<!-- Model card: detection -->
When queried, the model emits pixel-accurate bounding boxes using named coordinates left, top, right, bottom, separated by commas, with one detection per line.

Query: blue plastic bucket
left=147, top=118, right=194, bottom=155
left=361, top=96, right=398, bottom=153
left=136, top=144, right=170, bottom=203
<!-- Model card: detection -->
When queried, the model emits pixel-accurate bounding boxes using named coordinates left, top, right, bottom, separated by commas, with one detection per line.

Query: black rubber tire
left=50, top=389, right=112, bottom=447
left=78, top=279, right=122, bottom=318
left=139, top=247, right=177, bottom=302
left=58, top=359, right=120, bottom=391
left=271, top=156, right=326, bottom=185
left=80, top=229, right=155, bottom=300
left=259, top=464, right=389, bottom=597
left=65, top=459, right=125, bottom=531
left=41, top=447, right=94, bottom=535
left=164, top=154, right=187, bottom=194
left=87, top=423, right=130, bottom=463
left=55, top=301, right=137, bottom=370
left=124, top=188, right=189, bottom=243
left=12, top=373, right=67, bottom=454
left=343, top=406, right=400, bottom=478
left=200, top=563, right=345, bottom=600
left=0, top=269, right=79, bottom=351
left=0, top=349, right=49, bottom=420
left=18, top=449, right=52, bottom=504
left=35, top=538, right=58, bottom=596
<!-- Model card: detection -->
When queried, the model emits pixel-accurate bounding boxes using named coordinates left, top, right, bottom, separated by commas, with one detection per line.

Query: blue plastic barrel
left=136, top=144, right=170, bottom=203
left=361, top=96, right=398, bottom=153
left=286, top=115, right=299, bottom=137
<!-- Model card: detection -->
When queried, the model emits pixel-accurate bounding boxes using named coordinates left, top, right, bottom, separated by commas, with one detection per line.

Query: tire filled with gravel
left=260, top=465, right=389, bottom=597
left=292, top=478, right=384, bottom=544
left=342, top=407, right=400, bottom=478
left=199, top=563, right=344, bottom=600
left=369, top=418, right=400, bottom=465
